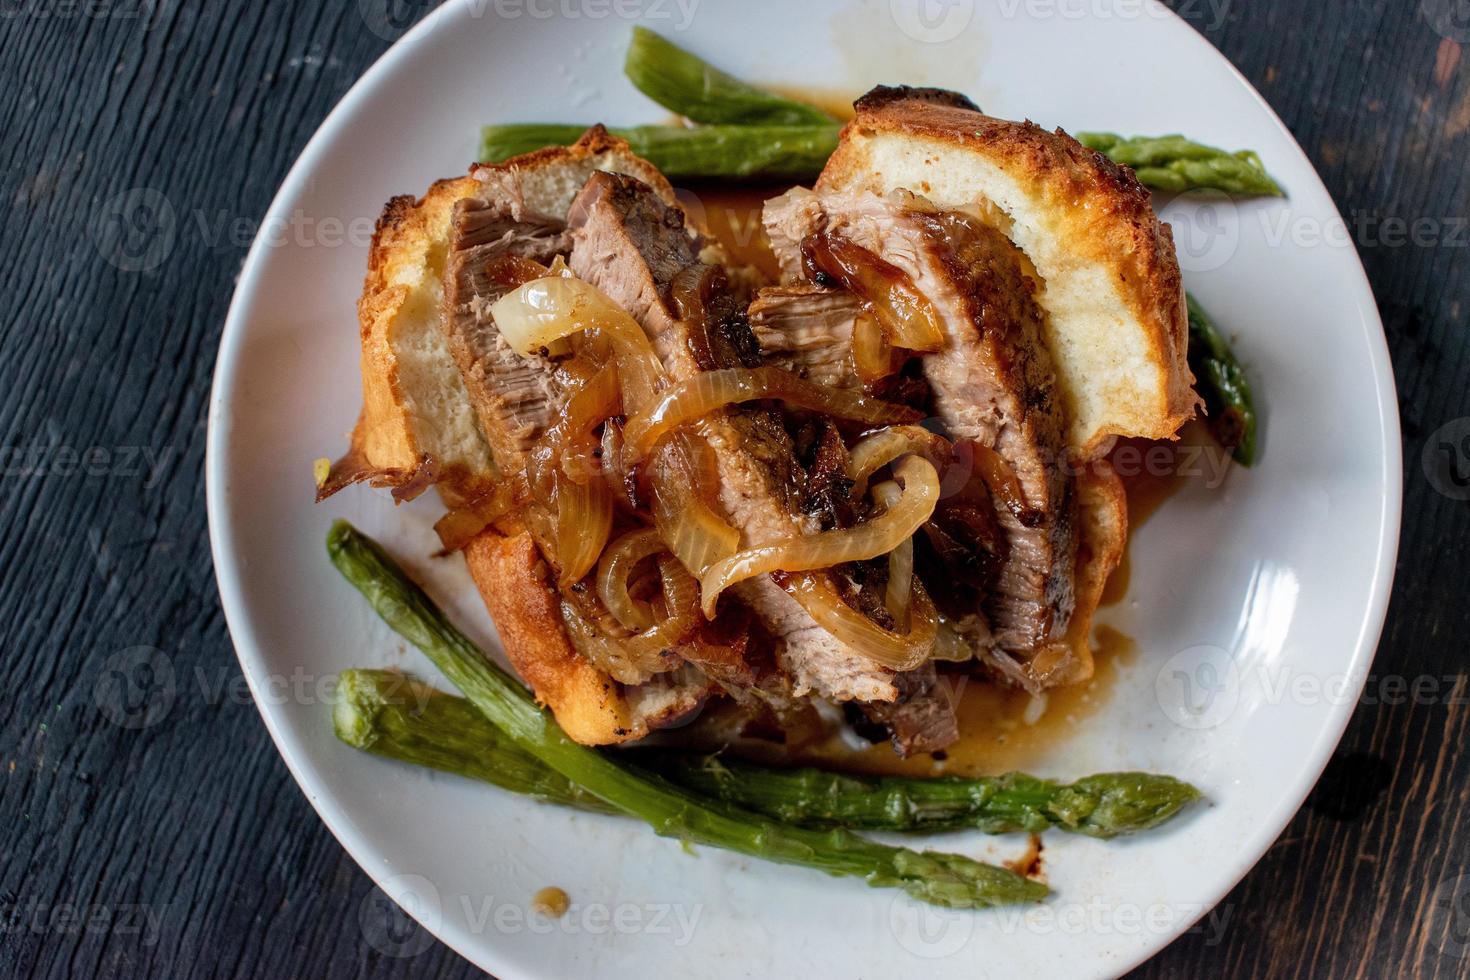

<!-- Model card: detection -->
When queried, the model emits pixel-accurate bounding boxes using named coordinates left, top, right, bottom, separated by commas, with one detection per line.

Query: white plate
left=206, top=1, right=1400, bottom=976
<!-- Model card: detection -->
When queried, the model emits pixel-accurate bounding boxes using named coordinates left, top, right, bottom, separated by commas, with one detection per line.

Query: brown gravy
left=788, top=625, right=1139, bottom=778
left=1101, top=419, right=1216, bottom=607
left=680, top=89, right=851, bottom=278
left=762, top=85, right=858, bottom=122
left=684, top=181, right=793, bottom=279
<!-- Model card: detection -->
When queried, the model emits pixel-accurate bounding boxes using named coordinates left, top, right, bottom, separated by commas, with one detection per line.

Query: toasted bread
left=320, top=127, right=678, bottom=501
left=817, top=86, right=1199, bottom=458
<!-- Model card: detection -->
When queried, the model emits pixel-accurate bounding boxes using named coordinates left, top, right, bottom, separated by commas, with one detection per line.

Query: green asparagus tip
left=1077, top=131, right=1284, bottom=197
left=1050, top=773, right=1203, bottom=839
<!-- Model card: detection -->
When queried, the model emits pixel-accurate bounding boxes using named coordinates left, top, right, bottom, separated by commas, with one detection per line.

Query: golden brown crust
left=328, top=177, right=482, bottom=494
left=462, top=528, right=709, bottom=744
left=473, top=124, right=679, bottom=208
left=818, top=87, right=1199, bottom=456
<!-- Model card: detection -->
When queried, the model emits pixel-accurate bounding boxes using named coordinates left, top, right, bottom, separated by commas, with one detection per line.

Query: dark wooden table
left=2, top=1, right=1466, bottom=976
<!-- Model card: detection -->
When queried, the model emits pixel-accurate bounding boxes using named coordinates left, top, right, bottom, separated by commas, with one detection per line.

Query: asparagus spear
left=335, top=668, right=1201, bottom=837
left=327, top=521, right=1046, bottom=908
left=625, top=26, right=835, bottom=126
left=1076, top=132, right=1283, bottom=196
left=482, top=121, right=1277, bottom=194
left=479, top=122, right=841, bottom=180
left=1186, top=294, right=1258, bottom=465
left=645, top=753, right=1201, bottom=839
left=333, top=668, right=617, bottom=814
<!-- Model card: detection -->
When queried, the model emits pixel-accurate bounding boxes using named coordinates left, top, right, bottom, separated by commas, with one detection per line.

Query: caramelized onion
left=625, top=366, right=920, bottom=459
left=848, top=425, right=951, bottom=498
left=561, top=598, right=674, bottom=685
left=649, top=431, right=740, bottom=575
left=562, top=553, right=702, bottom=685
left=553, top=361, right=621, bottom=483
left=931, top=616, right=979, bottom=662
left=872, top=480, right=914, bottom=627
left=851, top=310, right=900, bottom=383
left=596, top=528, right=664, bottom=631
left=698, top=455, right=940, bottom=618
left=781, top=571, right=937, bottom=670
left=803, top=233, right=945, bottom=353
left=552, top=470, right=613, bottom=586
left=492, top=276, right=666, bottom=416
left=656, top=554, right=700, bottom=627
left=599, top=419, right=640, bottom=514
left=671, top=264, right=762, bottom=371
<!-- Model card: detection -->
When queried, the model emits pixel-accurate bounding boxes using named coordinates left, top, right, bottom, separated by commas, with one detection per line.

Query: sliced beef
left=748, top=285, right=864, bottom=389
left=568, top=171, right=899, bottom=704
left=796, top=419, right=855, bottom=530
left=670, top=264, right=764, bottom=371
left=764, top=188, right=1078, bottom=653
left=440, top=195, right=573, bottom=470
left=860, top=663, right=959, bottom=756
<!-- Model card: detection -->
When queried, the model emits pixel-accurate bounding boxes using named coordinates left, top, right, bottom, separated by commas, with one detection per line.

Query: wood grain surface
left=1, top=1, right=1466, bottom=977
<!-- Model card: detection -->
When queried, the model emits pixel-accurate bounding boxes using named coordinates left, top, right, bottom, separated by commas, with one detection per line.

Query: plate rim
left=204, top=2, right=1403, bottom=975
